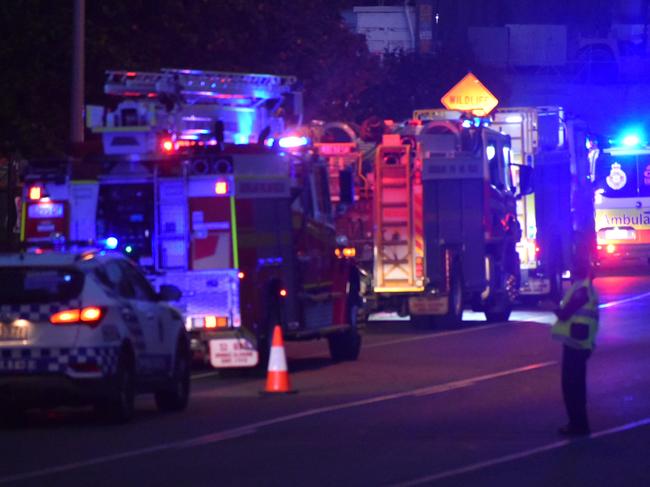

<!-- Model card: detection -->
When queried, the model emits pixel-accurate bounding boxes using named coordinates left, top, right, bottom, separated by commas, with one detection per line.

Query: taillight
left=80, top=307, right=103, bottom=322
left=51, top=306, right=104, bottom=326
left=203, top=315, right=228, bottom=329
left=50, top=309, right=80, bottom=324
left=161, top=137, right=175, bottom=153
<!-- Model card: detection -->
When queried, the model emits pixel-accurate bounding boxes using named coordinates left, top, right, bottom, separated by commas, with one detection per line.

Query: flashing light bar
left=278, top=136, right=309, bottom=149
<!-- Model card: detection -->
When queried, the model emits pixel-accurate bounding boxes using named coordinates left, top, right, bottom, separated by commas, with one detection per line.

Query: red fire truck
left=372, top=111, right=533, bottom=325
left=20, top=69, right=362, bottom=368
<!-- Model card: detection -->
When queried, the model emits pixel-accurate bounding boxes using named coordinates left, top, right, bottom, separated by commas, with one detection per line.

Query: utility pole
left=70, top=0, right=85, bottom=151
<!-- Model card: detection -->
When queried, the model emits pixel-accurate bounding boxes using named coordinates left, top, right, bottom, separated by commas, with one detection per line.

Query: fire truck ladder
left=105, top=69, right=297, bottom=105
left=373, top=144, right=421, bottom=293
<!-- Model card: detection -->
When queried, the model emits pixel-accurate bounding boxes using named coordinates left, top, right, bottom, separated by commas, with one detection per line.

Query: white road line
left=412, top=361, right=556, bottom=397
left=0, top=361, right=556, bottom=485
left=364, top=323, right=515, bottom=349
left=191, top=371, right=221, bottom=380
left=598, top=290, right=650, bottom=309
left=390, top=416, right=650, bottom=487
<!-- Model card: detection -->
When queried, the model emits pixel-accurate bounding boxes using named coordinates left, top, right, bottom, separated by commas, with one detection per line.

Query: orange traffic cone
left=263, top=325, right=295, bottom=394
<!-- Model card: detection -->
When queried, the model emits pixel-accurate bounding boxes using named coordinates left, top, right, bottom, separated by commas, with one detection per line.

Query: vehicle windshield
left=0, top=267, right=84, bottom=304
left=595, top=152, right=650, bottom=198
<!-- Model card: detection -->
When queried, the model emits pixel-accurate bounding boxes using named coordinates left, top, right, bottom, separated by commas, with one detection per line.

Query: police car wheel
left=155, top=341, right=190, bottom=412
left=97, top=349, right=135, bottom=424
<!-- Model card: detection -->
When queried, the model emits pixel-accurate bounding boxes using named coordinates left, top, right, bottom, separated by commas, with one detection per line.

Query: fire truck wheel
left=484, top=293, right=513, bottom=323
left=97, top=347, right=135, bottom=424
left=328, top=327, right=361, bottom=362
left=328, top=284, right=362, bottom=362
left=444, top=266, right=464, bottom=327
left=155, top=339, right=191, bottom=412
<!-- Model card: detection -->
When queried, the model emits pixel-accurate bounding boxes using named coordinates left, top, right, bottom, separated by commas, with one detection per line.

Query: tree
left=0, top=0, right=380, bottom=157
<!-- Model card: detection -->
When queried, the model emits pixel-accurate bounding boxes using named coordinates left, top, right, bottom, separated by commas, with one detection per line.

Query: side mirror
left=339, top=169, right=355, bottom=205
left=513, top=164, right=534, bottom=198
left=158, top=284, right=182, bottom=302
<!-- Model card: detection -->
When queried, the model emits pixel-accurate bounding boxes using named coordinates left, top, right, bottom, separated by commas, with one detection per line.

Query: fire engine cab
left=20, top=69, right=362, bottom=368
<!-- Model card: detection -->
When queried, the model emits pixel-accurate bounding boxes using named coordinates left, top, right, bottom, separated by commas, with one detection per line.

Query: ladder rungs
left=379, top=258, right=409, bottom=264
left=380, top=240, right=408, bottom=246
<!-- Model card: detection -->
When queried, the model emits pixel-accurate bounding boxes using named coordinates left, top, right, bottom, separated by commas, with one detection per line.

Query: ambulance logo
left=606, top=163, right=627, bottom=190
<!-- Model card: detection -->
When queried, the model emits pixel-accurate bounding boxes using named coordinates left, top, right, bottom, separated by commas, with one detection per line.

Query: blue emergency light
left=613, top=127, right=646, bottom=148
left=622, top=134, right=641, bottom=147
left=105, top=237, right=119, bottom=250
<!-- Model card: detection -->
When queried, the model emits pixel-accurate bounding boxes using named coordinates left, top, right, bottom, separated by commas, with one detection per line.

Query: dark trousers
left=561, top=345, right=592, bottom=431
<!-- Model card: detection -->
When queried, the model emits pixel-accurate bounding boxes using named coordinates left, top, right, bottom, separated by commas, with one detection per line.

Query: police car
left=0, top=249, right=189, bottom=423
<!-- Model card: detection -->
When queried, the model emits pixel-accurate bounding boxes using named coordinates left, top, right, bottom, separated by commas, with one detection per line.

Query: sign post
left=440, top=72, right=498, bottom=116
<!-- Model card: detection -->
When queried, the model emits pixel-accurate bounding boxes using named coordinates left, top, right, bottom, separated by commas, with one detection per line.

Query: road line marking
left=412, top=362, right=556, bottom=397
left=191, top=371, right=221, bottom=380
left=390, top=416, right=650, bottom=487
left=598, top=290, right=650, bottom=309
left=364, top=323, right=518, bottom=349
left=0, top=361, right=555, bottom=484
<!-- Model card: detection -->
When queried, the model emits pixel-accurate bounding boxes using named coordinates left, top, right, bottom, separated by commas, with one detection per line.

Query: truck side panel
left=535, top=150, right=572, bottom=277
left=423, top=178, right=485, bottom=292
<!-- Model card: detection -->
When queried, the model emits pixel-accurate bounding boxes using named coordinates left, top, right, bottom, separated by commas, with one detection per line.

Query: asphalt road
left=2, top=275, right=650, bottom=486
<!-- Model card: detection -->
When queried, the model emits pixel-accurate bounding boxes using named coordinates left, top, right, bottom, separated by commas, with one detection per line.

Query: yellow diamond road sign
left=440, top=73, right=498, bottom=116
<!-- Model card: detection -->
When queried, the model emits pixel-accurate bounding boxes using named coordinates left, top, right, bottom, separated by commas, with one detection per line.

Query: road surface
left=2, top=275, right=650, bottom=486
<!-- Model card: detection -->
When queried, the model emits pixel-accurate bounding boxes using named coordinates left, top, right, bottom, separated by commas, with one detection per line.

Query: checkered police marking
left=0, top=346, right=120, bottom=375
left=0, top=300, right=82, bottom=323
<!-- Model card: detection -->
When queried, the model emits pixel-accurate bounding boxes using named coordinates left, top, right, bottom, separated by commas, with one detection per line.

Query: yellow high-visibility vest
left=551, top=278, right=599, bottom=350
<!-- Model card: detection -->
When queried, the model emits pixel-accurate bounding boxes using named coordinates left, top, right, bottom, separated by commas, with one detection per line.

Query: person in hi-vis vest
left=551, top=257, right=599, bottom=436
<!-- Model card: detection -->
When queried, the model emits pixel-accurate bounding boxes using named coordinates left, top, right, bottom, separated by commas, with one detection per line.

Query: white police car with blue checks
left=0, top=250, right=189, bottom=423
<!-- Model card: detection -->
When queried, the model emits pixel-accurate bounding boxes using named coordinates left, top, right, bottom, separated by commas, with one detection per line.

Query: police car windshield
left=0, top=267, right=84, bottom=304
left=595, top=153, right=650, bottom=198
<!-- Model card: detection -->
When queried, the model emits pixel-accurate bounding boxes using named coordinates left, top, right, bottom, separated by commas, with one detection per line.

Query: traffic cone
left=263, top=325, right=295, bottom=394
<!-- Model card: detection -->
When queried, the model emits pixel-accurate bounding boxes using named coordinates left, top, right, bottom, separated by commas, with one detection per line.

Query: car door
left=116, top=261, right=171, bottom=375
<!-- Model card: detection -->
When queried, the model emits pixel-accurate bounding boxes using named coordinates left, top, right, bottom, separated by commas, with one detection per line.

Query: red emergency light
left=161, top=138, right=175, bottom=153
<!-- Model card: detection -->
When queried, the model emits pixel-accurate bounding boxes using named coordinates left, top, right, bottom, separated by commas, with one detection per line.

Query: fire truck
left=312, top=121, right=381, bottom=270
left=491, top=107, right=595, bottom=300
left=20, top=69, right=362, bottom=368
left=372, top=111, right=533, bottom=325
left=593, top=129, right=650, bottom=269
left=312, top=118, right=397, bottom=317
